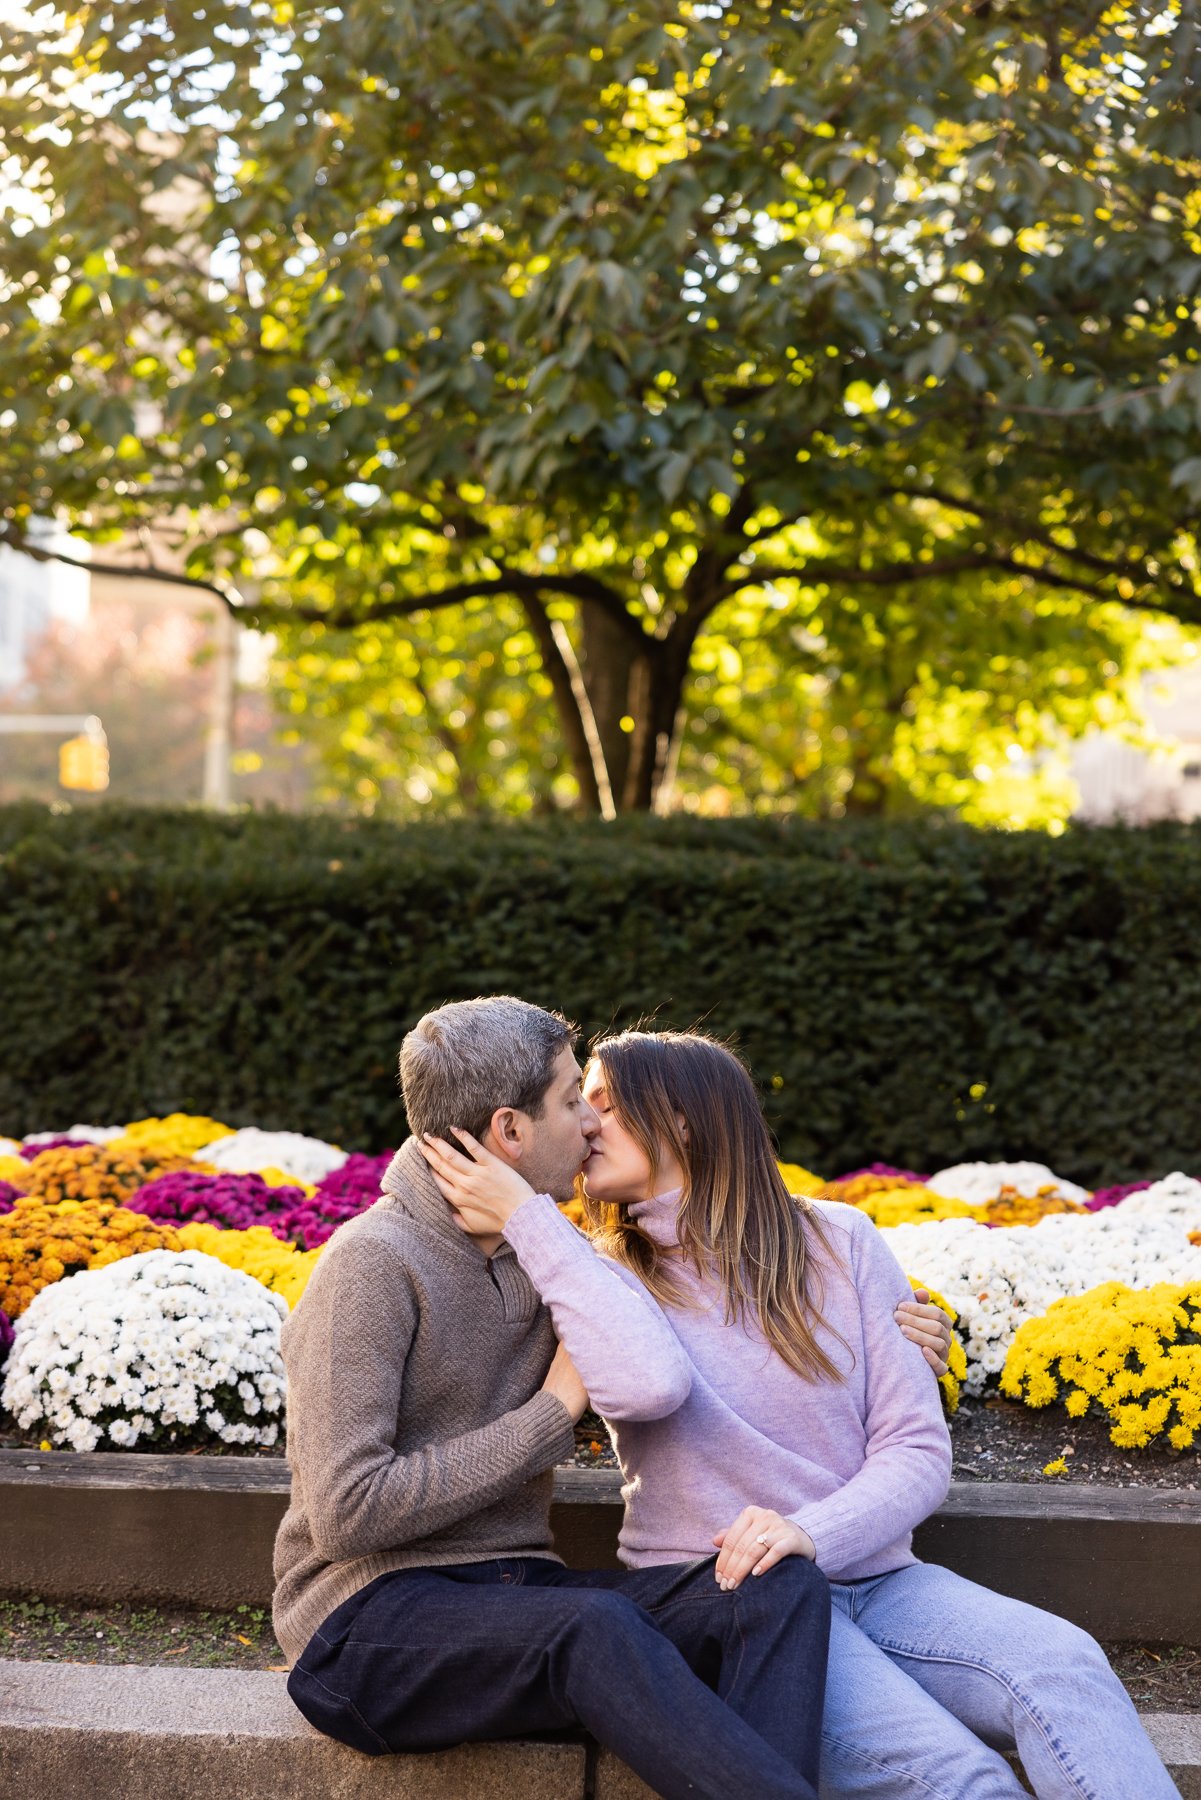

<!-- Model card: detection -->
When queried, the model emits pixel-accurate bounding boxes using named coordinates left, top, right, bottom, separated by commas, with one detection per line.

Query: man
left=275, top=996, right=944, bottom=1799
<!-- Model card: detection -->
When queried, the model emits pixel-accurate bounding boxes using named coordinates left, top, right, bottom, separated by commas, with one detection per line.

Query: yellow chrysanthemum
left=176, top=1222, right=322, bottom=1310
left=255, top=1165, right=318, bottom=1197
left=777, top=1162, right=824, bottom=1197
left=109, top=1114, right=233, bottom=1160
left=1002, top=1281, right=1201, bottom=1451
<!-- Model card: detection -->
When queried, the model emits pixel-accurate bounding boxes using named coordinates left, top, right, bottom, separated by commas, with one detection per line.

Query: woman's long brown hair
left=583, top=1029, right=847, bottom=1384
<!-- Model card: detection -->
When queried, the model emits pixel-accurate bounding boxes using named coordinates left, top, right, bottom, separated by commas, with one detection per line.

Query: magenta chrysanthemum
left=1086, top=1180, right=1153, bottom=1212
left=833, top=1162, right=929, bottom=1185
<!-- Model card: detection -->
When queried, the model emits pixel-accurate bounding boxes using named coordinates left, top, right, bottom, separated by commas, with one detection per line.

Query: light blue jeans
left=819, top=1563, right=1180, bottom=1800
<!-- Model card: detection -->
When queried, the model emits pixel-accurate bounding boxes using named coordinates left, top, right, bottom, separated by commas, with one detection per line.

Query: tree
left=271, top=598, right=569, bottom=816
left=1, top=1, right=1200, bottom=811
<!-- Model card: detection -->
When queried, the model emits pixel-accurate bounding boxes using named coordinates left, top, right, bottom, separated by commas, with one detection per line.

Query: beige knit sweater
left=272, top=1139, right=576, bottom=1664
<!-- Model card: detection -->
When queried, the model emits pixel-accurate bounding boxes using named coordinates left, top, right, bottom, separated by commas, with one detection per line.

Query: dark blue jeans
left=288, top=1554, right=830, bottom=1800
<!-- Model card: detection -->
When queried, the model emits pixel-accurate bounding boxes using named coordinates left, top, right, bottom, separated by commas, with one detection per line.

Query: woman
left=422, top=1029, right=1179, bottom=1800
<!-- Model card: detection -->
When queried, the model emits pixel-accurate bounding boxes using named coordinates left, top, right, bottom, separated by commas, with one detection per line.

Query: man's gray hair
left=400, top=996, right=577, bottom=1142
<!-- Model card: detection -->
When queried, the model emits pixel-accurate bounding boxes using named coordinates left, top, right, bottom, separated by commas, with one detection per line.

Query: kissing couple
left=274, top=996, right=1178, bottom=1800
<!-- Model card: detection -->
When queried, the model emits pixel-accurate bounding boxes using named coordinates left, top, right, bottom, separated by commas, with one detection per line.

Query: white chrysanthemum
left=194, top=1127, right=346, bottom=1185
left=1113, top=1171, right=1201, bottom=1231
left=1, top=1250, right=287, bottom=1453
left=926, top=1160, right=1092, bottom=1206
left=21, top=1124, right=124, bottom=1146
left=0, top=1136, right=22, bottom=1157
left=885, top=1196, right=1201, bottom=1395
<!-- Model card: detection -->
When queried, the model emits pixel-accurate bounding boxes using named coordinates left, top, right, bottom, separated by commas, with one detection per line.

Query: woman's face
left=580, top=1060, right=684, bottom=1204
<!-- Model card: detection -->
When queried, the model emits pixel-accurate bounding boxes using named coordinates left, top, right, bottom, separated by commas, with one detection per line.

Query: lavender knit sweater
left=505, top=1189, right=952, bottom=1583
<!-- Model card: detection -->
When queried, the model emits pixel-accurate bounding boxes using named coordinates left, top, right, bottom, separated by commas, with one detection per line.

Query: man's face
left=507, top=1043, right=600, bottom=1203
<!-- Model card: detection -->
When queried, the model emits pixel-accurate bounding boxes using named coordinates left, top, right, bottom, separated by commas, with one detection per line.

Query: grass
left=1, top=1595, right=1198, bottom=1714
left=0, top=1595, right=286, bottom=1670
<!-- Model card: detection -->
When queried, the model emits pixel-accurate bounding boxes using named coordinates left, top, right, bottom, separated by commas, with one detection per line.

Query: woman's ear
left=676, top=1112, right=689, bottom=1145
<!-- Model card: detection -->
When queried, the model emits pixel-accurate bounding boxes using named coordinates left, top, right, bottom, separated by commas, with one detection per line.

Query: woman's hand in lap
left=419, top=1128, right=537, bottom=1233
left=895, top=1288, right=953, bottom=1376
left=712, top=1507, right=816, bottom=1591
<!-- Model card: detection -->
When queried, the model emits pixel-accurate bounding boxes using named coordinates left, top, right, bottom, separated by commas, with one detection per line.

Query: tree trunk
left=578, top=601, right=643, bottom=804
left=520, top=596, right=605, bottom=814
left=622, top=638, right=693, bottom=813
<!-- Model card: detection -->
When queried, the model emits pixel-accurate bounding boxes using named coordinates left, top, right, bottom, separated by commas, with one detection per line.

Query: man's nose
left=580, top=1102, right=601, bottom=1138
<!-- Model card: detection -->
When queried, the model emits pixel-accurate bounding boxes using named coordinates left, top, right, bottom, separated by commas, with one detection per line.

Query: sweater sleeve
left=502, top=1194, right=692, bottom=1421
left=284, top=1231, right=576, bottom=1564
left=789, top=1212, right=952, bottom=1574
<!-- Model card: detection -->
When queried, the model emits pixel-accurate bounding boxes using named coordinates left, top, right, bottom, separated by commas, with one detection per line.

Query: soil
left=945, top=1397, right=1199, bottom=1490
left=573, top=1403, right=1201, bottom=1489
left=4, top=1390, right=1199, bottom=1487
left=0, top=1595, right=1195, bottom=1713
left=0, top=1595, right=287, bottom=1671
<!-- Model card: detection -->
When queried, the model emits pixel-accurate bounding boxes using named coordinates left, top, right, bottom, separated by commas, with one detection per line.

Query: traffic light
left=59, top=732, right=110, bottom=793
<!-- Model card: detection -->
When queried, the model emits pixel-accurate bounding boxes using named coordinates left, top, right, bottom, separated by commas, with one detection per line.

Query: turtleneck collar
left=377, top=1137, right=514, bottom=1264
left=627, top=1184, right=685, bottom=1247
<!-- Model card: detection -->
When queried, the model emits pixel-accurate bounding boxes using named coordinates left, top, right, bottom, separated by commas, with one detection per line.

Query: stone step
left=0, top=1659, right=585, bottom=1799
left=1, top=1660, right=1196, bottom=1799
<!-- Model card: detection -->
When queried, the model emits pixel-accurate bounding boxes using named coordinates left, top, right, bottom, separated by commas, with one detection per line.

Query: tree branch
left=271, top=567, right=647, bottom=644
left=885, top=484, right=1189, bottom=589
left=721, top=552, right=1118, bottom=600
left=517, top=591, right=614, bottom=818
left=0, top=526, right=244, bottom=610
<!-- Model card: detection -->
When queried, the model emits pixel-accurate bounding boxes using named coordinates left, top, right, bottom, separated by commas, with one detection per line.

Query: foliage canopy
left=2, top=1, right=1200, bottom=809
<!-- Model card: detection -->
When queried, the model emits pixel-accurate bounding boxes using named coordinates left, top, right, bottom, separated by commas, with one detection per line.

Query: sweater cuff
left=790, top=1500, right=869, bottom=1577
left=514, top=1388, right=578, bottom=1468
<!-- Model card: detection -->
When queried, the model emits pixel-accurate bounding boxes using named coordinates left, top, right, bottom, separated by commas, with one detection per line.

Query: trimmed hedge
left=1, top=804, right=1198, bottom=1185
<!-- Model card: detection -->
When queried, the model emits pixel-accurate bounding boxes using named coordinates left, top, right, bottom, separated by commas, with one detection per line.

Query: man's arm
left=284, top=1233, right=576, bottom=1564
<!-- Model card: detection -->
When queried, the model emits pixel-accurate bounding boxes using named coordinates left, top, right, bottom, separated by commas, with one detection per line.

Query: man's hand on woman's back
left=894, top=1289, right=953, bottom=1375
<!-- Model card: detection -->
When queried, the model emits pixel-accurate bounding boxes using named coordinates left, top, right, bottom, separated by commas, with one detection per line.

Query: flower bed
left=1001, top=1281, right=1201, bottom=1451
left=0, top=1120, right=1197, bottom=1456
left=3, top=1250, right=286, bottom=1452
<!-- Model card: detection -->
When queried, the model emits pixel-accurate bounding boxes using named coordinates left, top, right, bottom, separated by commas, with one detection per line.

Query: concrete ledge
left=3, top=1451, right=1199, bottom=1644
left=593, top=1717, right=1201, bottom=1800
left=0, top=1660, right=587, bottom=1800
left=2, top=1662, right=1196, bottom=1800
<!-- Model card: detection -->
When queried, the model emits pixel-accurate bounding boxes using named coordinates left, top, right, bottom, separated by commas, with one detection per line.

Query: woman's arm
left=419, top=1131, right=692, bottom=1421
left=501, top=1196, right=693, bottom=1419
left=787, top=1213, right=952, bottom=1575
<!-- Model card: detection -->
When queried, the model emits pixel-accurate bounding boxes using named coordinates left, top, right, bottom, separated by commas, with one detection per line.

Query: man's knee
left=561, top=1587, right=646, bottom=1653
left=735, top=1555, right=830, bottom=1622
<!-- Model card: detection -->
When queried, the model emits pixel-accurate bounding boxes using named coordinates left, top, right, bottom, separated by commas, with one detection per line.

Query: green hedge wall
left=1, top=803, right=1198, bottom=1186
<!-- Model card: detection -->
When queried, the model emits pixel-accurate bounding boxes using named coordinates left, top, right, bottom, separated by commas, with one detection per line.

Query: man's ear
left=486, top=1107, right=527, bottom=1164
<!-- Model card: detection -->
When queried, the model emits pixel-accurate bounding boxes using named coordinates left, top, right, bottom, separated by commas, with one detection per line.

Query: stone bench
left=1, top=1661, right=1198, bottom=1799
left=3, top=1451, right=1200, bottom=1645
